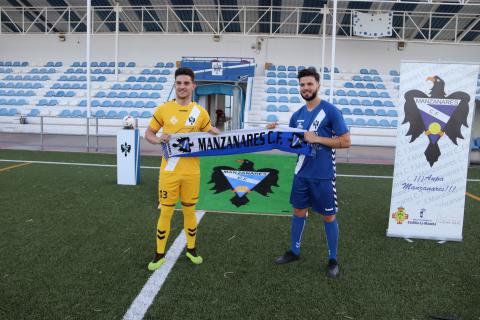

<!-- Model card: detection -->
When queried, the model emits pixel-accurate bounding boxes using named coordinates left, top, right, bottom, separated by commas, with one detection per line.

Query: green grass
left=0, top=149, right=479, bottom=320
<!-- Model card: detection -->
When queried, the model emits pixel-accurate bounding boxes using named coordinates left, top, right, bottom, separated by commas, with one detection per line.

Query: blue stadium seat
left=341, top=107, right=352, bottom=115
left=146, top=76, right=156, bottom=83
left=113, top=100, right=123, bottom=108
left=358, top=91, right=368, bottom=97
left=277, top=72, right=287, bottom=78
left=158, top=77, right=167, bottom=83
left=290, top=96, right=301, bottom=103
left=266, top=105, right=277, bottom=112
left=134, top=101, right=145, bottom=108
left=277, top=65, right=286, bottom=71
left=344, top=82, right=354, bottom=88
left=165, top=62, right=174, bottom=68
left=127, top=62, right=136, bottom=68
left=287, top=72, right=296, bottom=78
left=266, top=114, right=278, bottom=122
left=278, top=105, right=289, bottom=112
left=45, top=91, right=55, bottom=97
left=289, top=88, right=299, bottom=94
left=65, top=91, right=75, bottom=97
left=267, top=64, right=276, bottom=71
left=367, top=119, right=378, bottom=126
left=376, top=109, right=387, bottom=116
left=130, top=111, right=140, bottom=118
left=112, top=83, right=122, bottom=90
left=389, top=70, right=399, bottom=76
left=379, top=119, right=390, bottom=127
left=143, top=84, right=153, bottom=90
left=360, top=68, right=369, bottom=74
left=145, top=101, right=157, bottom=108
left=132, top=84, right=142, bottom=90
left=16, top=99, right=28, bottom=106
left=118, top=111, right=128, bottom=118
left=373, top=76, right=383, bottom=82
left=95, top=91, right=106, bottom=98
left=335, top=89, right=346, bottom=96
left=363, top=75, right=372, bottom=82
left=392, top=77, right=400, bottom=83
left=338, top=98, right=349, bottom=105
left=102, top=101, right=112, bottom=108
left=347, top=90, right=357, bottom=97
left=0, top=108, right=7, bottom=115
left=95, top=110, right=106, bottom=118
left=151, top=69, right=161, bottom=75
left=266, top=71, right=276, bottom=78
left=161, top=69, right=171, bottom=75
left=267, top=96, right=277, bottom=103
left=369, top=69, right=379, bottom=75
left=99, top=62, right=108, bottom=68
left=373, top=100, right=383, bottom=107
left=59, top=109, right=71, bottom=117
left=364, top=108, right=375, bottom=116
left=155, top=62, right=165, bottom=68
left=369, top=91, right=379, bottom=98
left=118, top=92, right=128, bottom=99
left=344, top=118, right=353, bottom=126
left=28, top=109, right=40, bottom=116
left=129, top=92, right=139, bottom=99
left=354, top=82, right=364, bottom=88
left=127, top=76, right=136, bottom=82
left=124, top=101, right=134, bottom=108
left=266, top=79, right=276, bottom=85
left=380, top=92, right=390, bottom=98
left=141, top=111, right=151, bottom=118
left=266, top=87, right=276, bottom=94
left=387, top=110, right=398, bottom=117
left=25, top=90, right=35, bottom=96
left=391, top=119, right=398, bottom=127
left=365, top=83, right=375, bottom=90
left=288, top=80, right=298, bottom=86
left=287, top=66, right=296, bottom=71
left=91, top=62, right=98, bottom=67
left=106, top=110, right=118, bottom=118
left=383, top=100, right=395, bottom=108
left=278, top=96, right=289, bottom=103
left=107, top=92, right=117, bottom=98
left=376, top=83, right=386, bottom=90
left=354, top=118, right=366, bottom=126
left=78, top=100, right=87, bottom=107
left=72, top=109, right=83, bottom=117
left=352, top=108, right=363, bottom=115
left=278, top=79, right=287, bottom=86
left=91, top=100, right=101, bottom=107
left=298, top=66, right=305, bottom=71
left=139, top=92, right=149, bottom=99
left=122, top=84, right=132, bottom=90
left=323, top=74, right=331, bottom=80
left=150, top=92, right=160, bottom=99
left=277, top=87, right=288, bottom=94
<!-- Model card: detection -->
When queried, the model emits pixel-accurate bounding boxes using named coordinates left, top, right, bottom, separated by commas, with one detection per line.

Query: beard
left=301, top=89, right=318, bottom=102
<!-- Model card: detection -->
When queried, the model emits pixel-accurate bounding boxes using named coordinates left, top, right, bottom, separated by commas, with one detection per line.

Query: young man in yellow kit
left=145, top=67, right=220, bottom=271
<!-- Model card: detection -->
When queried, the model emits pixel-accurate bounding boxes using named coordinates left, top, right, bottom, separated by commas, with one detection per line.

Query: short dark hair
left=297, top=67, right=320, bottom=82
left=175, top=67, right=195, bottom=82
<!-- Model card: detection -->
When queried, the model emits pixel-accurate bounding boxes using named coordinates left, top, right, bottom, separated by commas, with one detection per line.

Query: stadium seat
left=155, top=62, right=165, bottom=68
left=124, top=101, right=134, bottom=108
left=287, top=66, right=296, bottom=71
left=143, top=84, right=153, bottom=90
left=389, top=70, right=400, bottom=76
left=267, top=96, right=277, bottom=103
left=266, top=72, right=276, bottom=78
left=380, top=92, right=390, bottom=98
left=277, top=72, right=287, bottom=78
left=367, top=119, right=378, bottom=126
left=383, top=100, right=395, bottom=108
left=278, top=105, right=289, bottom=112
left=165, top=62, right=174, bottom=68
left=364, top=108, right=375, bottom=116
left=352, top=75, right=362, bottom=82
left=266, top=79, right=276, bottom=85
left=118, top=111, right=128, bottom=118
left=360, top=68, right=369, bottom=74
left=278, top=87, right=288, bottom=94
left=344, top=118, right=353, bottom=126
left=290, top=96, right=301, bottom=103
left=132, top=84, right=142, bottom=90
left=373, top=76, right=383, bottom=82
left=112, top=83, right=122, bottom=90
left=95, top=110, right=106, bottom=118
left=266, top=105, right=277, bottom=112
left=352, top=108, right=363, bottom=115
left=102, top=101, right=112, bottom=108
left=0, top=108, right=7, bottom=115
left=347, top=90, right=357, bottom=97
left=266, top=87, right=276, bottom=94
left=287, top=72, right=296, bottom=78
left=387, top=110, right=398, bottom=117
left=113, top=101, right=123, bottom=108
left=145, top=101, right=156, bottom=108
left=376, top=109, right=387, bottom=116
left=379, top=119, right=390, bottom=127
left=266, top=114, right=279, bottom=122
left=338, top=98, right=349, bottom=105
left=107, top=92, right=117, bottom=99
left=118, top=92, right=128, bottom=98
left=140, top=92, right=150, bottom=99
left=344, top=82, right=354, bottom=88
left=28, top=109, right=40, bottom=116
left=354, top=81, right=363, bottom=88
left=369, top=91, right=379, bottom=98
left=336, top=90, right=346, bottom=96
left=289, top=88, right=299, bottom=94
left=95, top=91, right=106, bottom=98
left=376, top=83, right=386, bottom=90
left=278, top=96, right=289, bottom=103
left=150, top=92, right=160, bottom=99
left=354, top=118, right=366, bottom=126
left=130, top=111, right=140, bottom=118
left=141, top=111, right=151, bottom=118
left=391, top=120, right=398, bottom=127
left=373, top=100, right=383, bottom=107
left=277, top=65, right=286, bottom=71
left=358, top=91, right=368, bottom=97
left=128, top=92, right=139, bottom=99
left=365, top=83, right=375, bottom=90
left=288, top=80, right=298, bottom=86
left=363, top=75, right=372, bottom=82
left=134, top=101, right=145, bottom=108
left=106, top=110, right=118, bottom=118
left=59, top=109, right=71, bottom=117
left=72, top=109, right=83, bottom=117
left=341, top=107, right=352, bottom=115
left=278, top=79, right=287, bottom=86
left=369, top=69, right=379, bottom=75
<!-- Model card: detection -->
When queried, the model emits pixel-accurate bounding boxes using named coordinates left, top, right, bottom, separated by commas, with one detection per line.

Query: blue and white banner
left=387, top=62, right=479, bottom=241
left=161, top=127, right=311, bottom=159
left=353, top=11, right=393, bottom=38
left=117, top=128, right=140, bottom=185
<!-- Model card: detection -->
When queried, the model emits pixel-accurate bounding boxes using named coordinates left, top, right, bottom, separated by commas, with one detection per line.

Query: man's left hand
left=303, top=131, right=319, bottom=143
left=209, top=127, right=221, bottom=135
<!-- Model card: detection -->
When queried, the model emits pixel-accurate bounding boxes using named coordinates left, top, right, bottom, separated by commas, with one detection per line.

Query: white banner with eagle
left=387, top=62, right=479, bottom=241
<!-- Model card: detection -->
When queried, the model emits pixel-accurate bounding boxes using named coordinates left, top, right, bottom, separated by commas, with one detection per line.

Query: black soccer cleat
left=327, top=259, right=340, bottom=278
left=274, top=250, right=300, bottom=265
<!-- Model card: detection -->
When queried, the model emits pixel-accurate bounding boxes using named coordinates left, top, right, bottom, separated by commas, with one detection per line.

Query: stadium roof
left=1, top=0, right=480, bottom=44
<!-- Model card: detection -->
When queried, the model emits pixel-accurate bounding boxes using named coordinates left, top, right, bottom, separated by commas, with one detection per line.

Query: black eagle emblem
left=171, top=137, right=194, bottom=153
left=120, top=142, right=131, bottom=157
left=208, top=159, right=279, bottom=207
left=403, top=75, right=470, bottom=167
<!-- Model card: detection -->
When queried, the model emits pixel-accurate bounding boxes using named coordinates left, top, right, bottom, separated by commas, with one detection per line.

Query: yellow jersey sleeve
left=149, top=106, right=164, bottom=131
left=198, top=107, right=212, bottom=132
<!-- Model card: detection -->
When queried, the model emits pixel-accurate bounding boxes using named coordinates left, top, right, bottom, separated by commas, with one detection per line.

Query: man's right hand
left=266, top=122, right=278, bottom=130
left=159, top=133, right=170, bottom=143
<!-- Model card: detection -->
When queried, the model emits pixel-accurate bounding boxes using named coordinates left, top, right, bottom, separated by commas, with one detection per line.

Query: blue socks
left=290, top=215, right=306, bottom=255
left=324, top=219, right=339, bottom=260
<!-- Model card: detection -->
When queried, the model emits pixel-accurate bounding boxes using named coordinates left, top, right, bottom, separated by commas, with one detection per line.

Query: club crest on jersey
left=187, top=116, right=196, bottom=125
left=312, top=120, right=320, bottom=130
left=169, top=115, right=178, bottom=125
left=209, top=159, right=279, bottom=207
left=172, top=137, right=194, bottom=153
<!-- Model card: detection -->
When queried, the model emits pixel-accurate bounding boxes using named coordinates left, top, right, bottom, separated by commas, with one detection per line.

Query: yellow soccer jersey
left=149, top=100, right=212, bottom=174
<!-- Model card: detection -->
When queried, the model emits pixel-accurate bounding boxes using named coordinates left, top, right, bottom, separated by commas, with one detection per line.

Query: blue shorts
left=289, top=175, right=337, bottom=215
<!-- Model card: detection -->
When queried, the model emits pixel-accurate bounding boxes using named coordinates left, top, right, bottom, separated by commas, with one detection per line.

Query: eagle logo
left=208, top=159, right=279, bottom=207
left=171, top=137, right=194, bottom=153
left=120, top=142, right=131, bottom=157
left=403, top=75, right=470, bottom=166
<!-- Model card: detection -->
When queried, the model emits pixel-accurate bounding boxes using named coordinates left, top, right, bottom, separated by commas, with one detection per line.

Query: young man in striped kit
left=267, top=67, right=351, bottom=277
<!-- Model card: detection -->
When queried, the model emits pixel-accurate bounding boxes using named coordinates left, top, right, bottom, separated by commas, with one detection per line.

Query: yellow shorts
left=158, top=171, right=200, bottom=206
